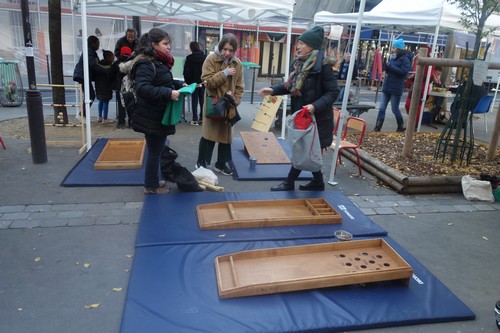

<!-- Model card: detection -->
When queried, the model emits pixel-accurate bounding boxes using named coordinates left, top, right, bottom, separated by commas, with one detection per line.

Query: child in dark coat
left=95, top=50, right=115, bottom=123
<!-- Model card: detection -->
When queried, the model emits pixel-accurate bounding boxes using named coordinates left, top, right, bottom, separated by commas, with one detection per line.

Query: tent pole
left=328, top=0, right=367, bottom=185
left=80, top=0, right=92, bottom=151
left=71, top=0, right=80, bottom=118
left=279, top=11, right=293, bottom=140
left=416, top=18, right=440, bottom=132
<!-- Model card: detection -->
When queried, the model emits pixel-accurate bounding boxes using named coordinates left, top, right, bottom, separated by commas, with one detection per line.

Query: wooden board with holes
left=215, top=238, right=413, bottom=298
left=239, top=131, right=290, bottom=164
left=94, top=139, right=146, bottom=170
left=251, top=95, right=283, bottom=132
left=197, top=198, right=342, bottom=230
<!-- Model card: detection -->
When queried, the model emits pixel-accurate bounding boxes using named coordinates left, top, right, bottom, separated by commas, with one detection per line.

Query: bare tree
left=48, top=0, right=68, bottom=124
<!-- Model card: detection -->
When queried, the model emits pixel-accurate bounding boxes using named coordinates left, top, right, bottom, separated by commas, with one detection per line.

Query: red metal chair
left=329, top=116, right=366, bottom=175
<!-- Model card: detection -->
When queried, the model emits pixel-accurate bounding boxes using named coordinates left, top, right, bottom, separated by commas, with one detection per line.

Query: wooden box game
left=94, top=139, right=146, bottom=170
left=197, top=198, right=342, bottom=230
left=240, top=131, right=290, bottom=164
left=215, top=238, right=413, bottom=298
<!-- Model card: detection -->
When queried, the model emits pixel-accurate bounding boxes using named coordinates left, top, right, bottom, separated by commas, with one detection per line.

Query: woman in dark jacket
left=258, top=26, right=339, bottom=191
left=183, top=41, right=206, bottom=125
left=73, top=35, right=108, bottom=117
left=129, top=27, right=183, bottom=194
left=374, top=38, right=413, bottom=132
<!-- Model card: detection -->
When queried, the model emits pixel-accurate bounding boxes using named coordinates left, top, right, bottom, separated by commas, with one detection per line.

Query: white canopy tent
left=314, top=0, right=500, bottom=35
left=315, top=0, right=499, bottom=134
left=73, top=0, right=296, bottom=150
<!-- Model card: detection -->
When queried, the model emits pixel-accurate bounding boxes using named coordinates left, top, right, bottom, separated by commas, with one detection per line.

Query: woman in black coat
left=258, top=26, right=339, bottom=191
left=129, top=28, right=183, bottom=194
left=183, top=41, right=206, bottom=125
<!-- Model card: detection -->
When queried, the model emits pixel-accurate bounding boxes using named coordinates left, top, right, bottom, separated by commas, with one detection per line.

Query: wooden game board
left=94, top=139, right=145, bottom=170
left=251, top=95, right=283, bottom=132
left=215, top=238, right=413, bottom=298
left=197, top=198, right=342, bottom=230
left=239, top=131, right=290, bottom=164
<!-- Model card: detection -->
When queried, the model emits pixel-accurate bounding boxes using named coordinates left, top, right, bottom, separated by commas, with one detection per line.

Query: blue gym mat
left=61, top=138, right=146, bottom=187
left=120, top=236, right=475, bottom=333
left=135, top=191, right=387, bottom=247
left=230, top=136, right=312, bottom=180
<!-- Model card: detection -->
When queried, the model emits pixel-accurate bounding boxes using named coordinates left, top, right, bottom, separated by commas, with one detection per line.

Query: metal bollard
left=26, top=89, right=47, bottom=164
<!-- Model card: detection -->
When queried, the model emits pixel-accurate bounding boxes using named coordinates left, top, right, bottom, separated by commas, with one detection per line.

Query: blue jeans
left=376, top=92, right=404, bottom=123
left=98, top=100, right=109, bottom=119
left=144, top=133, right=167, bottom=190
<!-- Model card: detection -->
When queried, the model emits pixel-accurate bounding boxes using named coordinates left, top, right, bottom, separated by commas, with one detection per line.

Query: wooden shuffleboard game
left=239, top=131, right=290, bottom=164
left=215, top=238, right=413, bottom=298
left=197, top=198, right=342, bottom=230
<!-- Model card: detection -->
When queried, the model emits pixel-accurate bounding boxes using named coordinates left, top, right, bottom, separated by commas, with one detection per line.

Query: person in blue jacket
left=374, top=38, right=413, bottom=132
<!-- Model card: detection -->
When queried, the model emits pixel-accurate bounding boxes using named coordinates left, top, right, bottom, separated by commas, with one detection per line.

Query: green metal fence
left=0, top=59, right=24, bottom=106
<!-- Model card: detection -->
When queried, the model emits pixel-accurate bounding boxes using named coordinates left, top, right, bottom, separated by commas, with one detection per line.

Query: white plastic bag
left=192, top=166, right=218, bottom=186
left=461, top=175, right=494, bottom=202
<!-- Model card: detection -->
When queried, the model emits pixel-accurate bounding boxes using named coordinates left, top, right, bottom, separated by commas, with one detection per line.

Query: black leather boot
left=373, top=119, right=384, bottom=132
left=299, top=171, right=325, bottom=191
left=396, top=119, right=406, bottom=132
left=271, top=180, right=295, bottom=191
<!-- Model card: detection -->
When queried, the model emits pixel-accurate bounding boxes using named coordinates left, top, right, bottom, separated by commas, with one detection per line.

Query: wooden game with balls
left=215, top=238, right=413, bottom=298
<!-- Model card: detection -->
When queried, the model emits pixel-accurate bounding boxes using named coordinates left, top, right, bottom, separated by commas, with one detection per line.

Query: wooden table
left=427, top=90, right=456, bottom=113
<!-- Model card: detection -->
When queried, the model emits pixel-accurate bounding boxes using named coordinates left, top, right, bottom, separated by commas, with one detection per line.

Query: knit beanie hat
left=120, top=46, right=132, bottom=56
left=392, top=39, right=405, bottom=50
left=298, top=26, right=324, bottom=50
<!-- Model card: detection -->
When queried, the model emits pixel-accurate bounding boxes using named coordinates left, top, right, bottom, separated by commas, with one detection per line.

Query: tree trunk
left=403, top=48, right=427, bottom=157
left=48, top=0, right=67, bottom=124
left=441, top=33, right=455, bottom=86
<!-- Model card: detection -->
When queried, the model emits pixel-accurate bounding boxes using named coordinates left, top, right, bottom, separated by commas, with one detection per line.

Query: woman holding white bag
left=258, top=26, right=339, bottom=191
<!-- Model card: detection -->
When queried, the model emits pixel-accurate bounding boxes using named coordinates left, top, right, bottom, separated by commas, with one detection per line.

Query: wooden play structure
left=37, top=83, right=87, bottom=154
left=197, top=198, right=342, bottom=230
left=215, top=238, right=413, bottom=298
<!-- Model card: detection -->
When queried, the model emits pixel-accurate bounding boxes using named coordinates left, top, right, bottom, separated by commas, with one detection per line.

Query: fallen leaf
left=34, top=257, right=41, bottom=263
left=84, top=303, right=100, bottom=309
left=83, top=263, right=91, bottom=268
left=112, top=288, right=123, bottom=292
left=482, top=236, right=488, bottom=241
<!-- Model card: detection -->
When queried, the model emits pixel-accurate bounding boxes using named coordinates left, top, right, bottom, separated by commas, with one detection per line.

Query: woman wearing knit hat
left=373, top=38, right=413, bottom=132
left=258, top=25, right=340, bottom=191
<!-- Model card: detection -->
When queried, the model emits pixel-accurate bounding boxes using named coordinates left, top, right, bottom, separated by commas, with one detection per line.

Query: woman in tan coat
left=196, top=33, right=244, bottom=175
